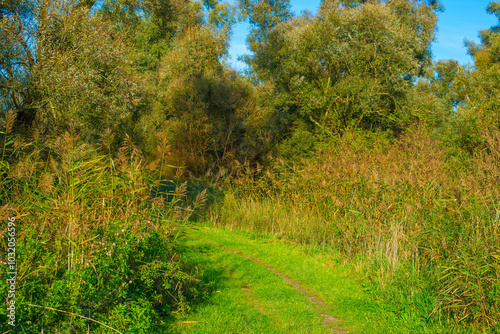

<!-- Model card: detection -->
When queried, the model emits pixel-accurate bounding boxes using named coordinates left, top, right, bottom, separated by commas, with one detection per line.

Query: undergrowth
left=0, top=111, right=206, bottom=333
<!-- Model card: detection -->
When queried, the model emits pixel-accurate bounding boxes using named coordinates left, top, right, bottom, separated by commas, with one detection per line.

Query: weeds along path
left=189, top=233, right=349, bottom=334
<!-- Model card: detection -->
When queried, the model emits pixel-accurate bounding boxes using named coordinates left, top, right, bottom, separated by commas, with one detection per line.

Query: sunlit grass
left=178, top=226, right=452, bottom=333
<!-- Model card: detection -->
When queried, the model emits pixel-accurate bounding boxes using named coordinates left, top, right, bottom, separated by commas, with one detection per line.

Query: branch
left=12, top=13, right=35, bottom=67
left=76, top=0, right=98, bottom=10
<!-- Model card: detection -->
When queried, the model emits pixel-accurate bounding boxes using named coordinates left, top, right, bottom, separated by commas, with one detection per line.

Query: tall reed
left=0, top=114, right=206, bottom=333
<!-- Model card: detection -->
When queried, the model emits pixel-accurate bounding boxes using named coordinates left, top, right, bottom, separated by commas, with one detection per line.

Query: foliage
left=236, top=0, right=444, bottom=164
left=0, top=113, right=206, bottom=333
left=157, top=23, right=257, bottom=176
left=238, top=0, right=292, bottom=78
left=0, top=0, right=143, bottom=140
left=453, top=1, right=500, bottom=153
left=1, top=0, right=500, bottom=332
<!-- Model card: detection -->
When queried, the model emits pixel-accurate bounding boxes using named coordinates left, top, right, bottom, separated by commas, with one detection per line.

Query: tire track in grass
left=189, top=234, right=350, bottom=334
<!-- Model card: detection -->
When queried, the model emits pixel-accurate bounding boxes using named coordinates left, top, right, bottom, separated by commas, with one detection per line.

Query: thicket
left=0, top=112, right=207, bottom=332
left=1, top=0, right=500, bottom=332
left=0, top=0, right=221, bottom=331
left=212, top=125, right=500, bottom=331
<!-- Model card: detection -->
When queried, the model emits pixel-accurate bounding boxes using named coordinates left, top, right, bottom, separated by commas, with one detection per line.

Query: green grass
left=171, top=225, right=450, bottom=333
left=170, top=229, right=333, bottom=333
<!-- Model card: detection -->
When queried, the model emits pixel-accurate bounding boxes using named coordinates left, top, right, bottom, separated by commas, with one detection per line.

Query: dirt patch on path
left=190, top=235, right=350, bottom=334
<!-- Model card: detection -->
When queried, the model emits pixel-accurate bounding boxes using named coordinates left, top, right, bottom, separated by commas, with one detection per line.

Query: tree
left=1, top=0, right=45, bottom=121
left=453, top=1, right=500, bottom=152
left=148, top=1, right=254, bottom=176
left=238, top=0, right=292, bottom=79
left=251, top=0, right=441, bottom=141
left=0, top=0, right=142, bottom=140
left=399, top=59, right=462, bottom=133
left=97, top=0, right=197, bottom=72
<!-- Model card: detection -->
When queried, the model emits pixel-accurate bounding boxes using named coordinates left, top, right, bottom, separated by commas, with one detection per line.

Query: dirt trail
left=191, top=235, right=350, bottom=334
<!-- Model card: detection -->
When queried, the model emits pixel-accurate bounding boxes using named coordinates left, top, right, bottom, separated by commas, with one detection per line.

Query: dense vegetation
left=0, top=0, right=499, bottom=332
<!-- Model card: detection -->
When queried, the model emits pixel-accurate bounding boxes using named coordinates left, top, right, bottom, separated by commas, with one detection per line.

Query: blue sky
left=227, top=0, right=499, bottom=70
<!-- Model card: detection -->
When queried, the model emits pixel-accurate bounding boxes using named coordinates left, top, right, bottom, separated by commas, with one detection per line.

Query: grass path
left=189, top=234, right=349, bottom=333
left=169, top=225, right=446, bottom=334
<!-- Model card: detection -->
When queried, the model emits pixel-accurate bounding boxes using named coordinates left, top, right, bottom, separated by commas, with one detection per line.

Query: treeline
left=1, top=0, right=498, bottom=172
left=1, top=0, right=500, bottom=332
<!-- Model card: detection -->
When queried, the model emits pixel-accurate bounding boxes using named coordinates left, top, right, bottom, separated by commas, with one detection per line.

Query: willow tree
left=0, top=0, right=143, bottom=140
left=238, top=0, right=442, bottom=159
